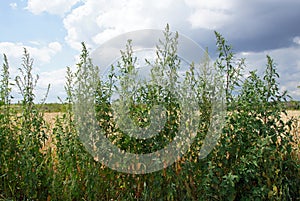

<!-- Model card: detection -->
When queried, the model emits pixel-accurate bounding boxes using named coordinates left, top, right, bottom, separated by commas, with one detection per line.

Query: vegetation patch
left=0, top=26, right=299, bottom=200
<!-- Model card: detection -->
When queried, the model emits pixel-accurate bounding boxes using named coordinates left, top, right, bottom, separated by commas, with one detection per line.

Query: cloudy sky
left=1, top=0, right=300, bottom=102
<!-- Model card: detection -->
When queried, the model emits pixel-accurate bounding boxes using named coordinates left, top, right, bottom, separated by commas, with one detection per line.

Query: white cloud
left=187, top=9, right=231, bottom=30
left=184, top=0, right=235, bottom=10
left=0, top=41, right=63, bottom=64
left=26, top=0, right=81, bottom=16
left=63, top=0, right=190, bottom=51
left=48, top=42, right=62, bottom=52
left=9, top=2, right=18, bottom=10
left=236, top=46, right=300, bottom=100
left=61, top=0, right=245, bottom=51
left=293, top=36, right=300, bottom=45
left=8, top=67, right=69, bottom=103
left=37, top=68, right=70, bottom=102
left=0, top=42, right=68, bottom=103
left=184, top=0, right=236, bottom=29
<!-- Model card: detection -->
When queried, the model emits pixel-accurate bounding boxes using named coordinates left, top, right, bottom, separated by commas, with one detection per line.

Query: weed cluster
left=0, top=27, right=299, bottom=200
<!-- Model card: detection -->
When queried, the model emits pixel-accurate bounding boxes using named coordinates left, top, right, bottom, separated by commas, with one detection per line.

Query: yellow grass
left=284, top=110, right=300, bottom=159
left=43, top=110, right=300, bottom=137
left=44, top=112, right=64, bottom=126
left=43, top=110, right=300, bottom=159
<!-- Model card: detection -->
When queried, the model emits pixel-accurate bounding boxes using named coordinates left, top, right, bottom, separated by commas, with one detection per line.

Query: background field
left=42, top=109, right=300, bottom=158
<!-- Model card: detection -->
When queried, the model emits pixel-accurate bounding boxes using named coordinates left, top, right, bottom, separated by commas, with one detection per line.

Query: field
left=285, top=110, right=300, bottom=120
left=43, top=109, right=300, bottom=154
left=285, top=110, right=300, bottom=159
left=42, top=109, right=300, bottom=166
left=44, top=112, right=64, bottom=127
left=44, top=109, right=300, bottom=131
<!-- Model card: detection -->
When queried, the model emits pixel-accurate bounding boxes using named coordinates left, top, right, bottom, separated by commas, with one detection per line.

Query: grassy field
left=285, top=110, right=300, bottom=159
left=43, top=112, right=64, bottom=126
left=44, top=109, right=300, bottom=128
left=44, top=109, right=300, bottom=126
left=43, top=110, right=300, bottom=155
left=285, top=110, right=300, bottom=119
left=283, top=110, right=300, bottom=138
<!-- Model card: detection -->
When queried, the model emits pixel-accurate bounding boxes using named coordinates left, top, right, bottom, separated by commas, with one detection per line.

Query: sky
left=0, top=0, right=300, bottom=102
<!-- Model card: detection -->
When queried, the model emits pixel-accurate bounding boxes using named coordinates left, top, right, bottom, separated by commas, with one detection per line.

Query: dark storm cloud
left=181, top=0, right=300, bottom=54
left=182, top=0, right=300, bottom=100
left=218, top=0, right=300, bottom=52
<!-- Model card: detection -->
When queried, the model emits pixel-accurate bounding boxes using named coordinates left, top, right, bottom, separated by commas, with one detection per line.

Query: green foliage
left=0, top=27, right=299, bottom=200
left=200, top=33, right=299, bottom=200
left=214, top=31, right=244, bottom=103
left=0, top=50, right=51, bottom=200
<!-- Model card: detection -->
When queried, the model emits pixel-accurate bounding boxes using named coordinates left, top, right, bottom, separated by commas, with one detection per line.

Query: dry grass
left=284, top=110, right=300, bottom=160
left=41, top=112, right=63, bottom=157
left=43, top=112, right=64, bottom=129
left=43, top=110, right=300, bottom=136
left=43, top=110, right=300, bottom=158
left=283, top=110, right=300, bottom=143
left=282, top=110, right=300, bottom=121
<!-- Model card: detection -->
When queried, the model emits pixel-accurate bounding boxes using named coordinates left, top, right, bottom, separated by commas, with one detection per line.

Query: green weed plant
left=0, top=26, right=299, bottom=200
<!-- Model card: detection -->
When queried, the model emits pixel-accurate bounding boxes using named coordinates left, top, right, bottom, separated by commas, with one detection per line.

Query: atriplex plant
left=0, top=26, right=299, bottom=200
left=0, top=50, right=51, bottom=200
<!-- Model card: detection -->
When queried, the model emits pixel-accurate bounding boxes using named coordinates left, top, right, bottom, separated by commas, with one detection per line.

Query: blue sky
left=1, top=0, right=300, bottom=102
